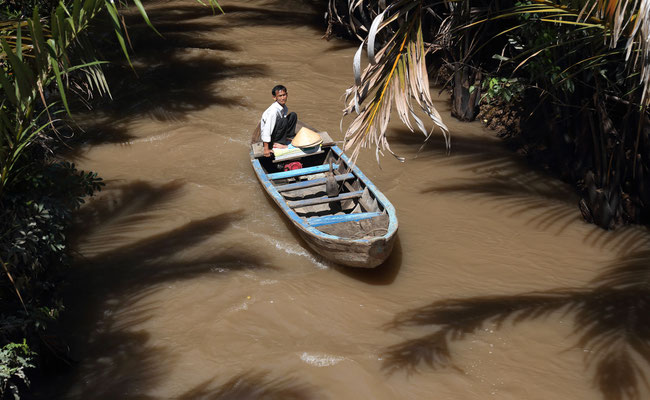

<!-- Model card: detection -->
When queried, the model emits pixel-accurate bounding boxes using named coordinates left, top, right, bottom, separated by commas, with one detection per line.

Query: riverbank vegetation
left=327, top=0, right=650, bottom=230
left=0, top=0, right=188, bottom=397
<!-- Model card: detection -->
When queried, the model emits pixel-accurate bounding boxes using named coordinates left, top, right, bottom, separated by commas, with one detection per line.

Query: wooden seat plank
left=319, top=131, right=335, bottom=146
left=276, top=173, right=355, bottom=192
left=267, top=163, right=339, bottom=180
left=287, top=190, right=363, bottom=208
left=251, top=142, right=264, bottom=158
left=273, top=149, right=324, bottom=163
left=307, top=212, right=382, bottom=227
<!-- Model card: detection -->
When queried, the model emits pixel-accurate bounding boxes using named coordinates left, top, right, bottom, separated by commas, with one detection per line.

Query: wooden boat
left=250, top=122, right=398, bottom=268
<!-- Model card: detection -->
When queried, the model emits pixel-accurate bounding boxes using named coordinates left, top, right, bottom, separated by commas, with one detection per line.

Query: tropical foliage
left=0, top=0, right=220, bottom=397
left=0, top=340, right=33, bottom=399
left=333, top=1, right=451, bottom=164
left=328, top=0, right=650, bottom=229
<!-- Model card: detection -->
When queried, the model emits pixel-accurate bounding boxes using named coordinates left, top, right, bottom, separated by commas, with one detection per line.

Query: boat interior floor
left=269, top=156, right=389, bottom=239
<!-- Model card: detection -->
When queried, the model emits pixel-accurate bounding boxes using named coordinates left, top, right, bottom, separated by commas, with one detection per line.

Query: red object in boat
left=283, top=161, right=302, bottom=172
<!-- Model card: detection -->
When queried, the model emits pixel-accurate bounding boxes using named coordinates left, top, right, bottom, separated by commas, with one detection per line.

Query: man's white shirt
left=260, top=101, right=288, bottom=143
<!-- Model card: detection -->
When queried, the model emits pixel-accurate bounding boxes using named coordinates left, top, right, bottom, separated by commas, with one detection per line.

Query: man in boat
left=260, top=84, right=298, bottom=157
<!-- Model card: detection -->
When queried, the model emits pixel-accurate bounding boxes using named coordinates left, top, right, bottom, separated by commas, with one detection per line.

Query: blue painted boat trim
left=251, top=145, right=398, bottom=245
left=267, top=163, right=339, bottom=180
left=287, top=190, right=363, bottom=208
left=276, top=173, right=355, bottom=192
left=330, top=146, right=398, bottom=237
left=307, top=212, right=382, bottom=227
left=251, top=158, right=349, bottom=242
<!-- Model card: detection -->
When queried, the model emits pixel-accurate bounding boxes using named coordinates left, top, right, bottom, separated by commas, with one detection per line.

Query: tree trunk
left=451, top=65, right=481, bottom=121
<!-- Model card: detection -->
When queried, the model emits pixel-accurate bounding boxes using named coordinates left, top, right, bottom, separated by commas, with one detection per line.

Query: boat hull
left=295, top=228, right=396, bottom=268
left=250, top=129, right=398, bottom=268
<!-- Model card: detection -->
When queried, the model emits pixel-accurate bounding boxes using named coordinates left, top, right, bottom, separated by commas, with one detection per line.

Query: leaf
left=104, top=0, right=132, bottom=67
left=342, top=4, right=450, bottom=165
left=353, top=41, right=364, bottom=87
left=46, top=39, right=71, bottom=115
left=0, top=67, right=18, bottom=107
left=132, top=0, right=162, bottom=37
left=368, top=9, right=387, bottom=64
left=1, top=38, right=35, bottom=106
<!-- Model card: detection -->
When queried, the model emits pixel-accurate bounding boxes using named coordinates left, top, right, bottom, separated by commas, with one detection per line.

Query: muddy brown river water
left=38, top=0, right=650, bottom=399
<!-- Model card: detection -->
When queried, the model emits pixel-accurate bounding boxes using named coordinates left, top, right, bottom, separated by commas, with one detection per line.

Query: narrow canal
left=41, top=0, right=650, bottom=398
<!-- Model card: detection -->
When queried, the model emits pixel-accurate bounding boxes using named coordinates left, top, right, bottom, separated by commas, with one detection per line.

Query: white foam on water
left=268, top=238, right=329, bottom=270
left=226, top=136, right=248, bottom=145
left=232, top=223, right=329, bottom=270
left=122, top=132, right=172, bottom=145
left=300, top=352, right=345, bottom=367
left=229, top=301, right=249, bottom=313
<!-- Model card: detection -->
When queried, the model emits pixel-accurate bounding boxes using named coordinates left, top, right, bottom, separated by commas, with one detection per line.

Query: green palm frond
left=0, top=0, right=223, bottom=197
left=467, top=0, right=650, bottom=106
left=342, top=1, right=450, bottom=165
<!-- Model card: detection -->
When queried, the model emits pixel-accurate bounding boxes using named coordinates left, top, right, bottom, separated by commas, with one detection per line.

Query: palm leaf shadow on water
left=175, top=371, right=323, bottom=400
left=68, top=3, right=269, bottom=148
left=68, top=180, right=273, bottom=296
left=388, top=130, right=597, bottom=234
left=69, top=179, right=186, bottom=247
left=73, top=0, right=338, bottom=148
left=381, top=251, right=650, bottom=400
left=218, top=3, right=327, bottom=30
left=33, top=180, right=284, bottom=399
left=68, top=0, right=344, bottom=151
left=390, top=129, right=650, bottom=255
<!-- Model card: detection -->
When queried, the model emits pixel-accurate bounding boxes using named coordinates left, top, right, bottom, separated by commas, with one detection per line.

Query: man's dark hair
left=272, top=85, right=287, bottom=96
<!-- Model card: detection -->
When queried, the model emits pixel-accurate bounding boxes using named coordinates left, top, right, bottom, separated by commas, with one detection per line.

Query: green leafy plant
left=477, top=76, right=524, bottom=103
left=0, top=340, right=34, bottom=399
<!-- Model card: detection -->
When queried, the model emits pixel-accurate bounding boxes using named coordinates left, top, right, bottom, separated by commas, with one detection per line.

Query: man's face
left=274, top=90, right=287, bottom=106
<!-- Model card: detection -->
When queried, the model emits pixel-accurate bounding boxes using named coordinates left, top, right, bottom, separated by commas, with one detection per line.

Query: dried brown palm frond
left=342, top=1, right=450, bottom=165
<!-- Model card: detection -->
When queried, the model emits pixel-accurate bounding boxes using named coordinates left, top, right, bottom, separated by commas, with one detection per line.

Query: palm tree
left=330, top=1, right=451, bottom=165
left=330, top=0, right=650, bottom=228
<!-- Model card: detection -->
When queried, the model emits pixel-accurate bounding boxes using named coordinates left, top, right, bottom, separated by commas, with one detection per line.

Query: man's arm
left=260, top=106, right=278, bottom=146
left=263, top=142, right=272, bottom=157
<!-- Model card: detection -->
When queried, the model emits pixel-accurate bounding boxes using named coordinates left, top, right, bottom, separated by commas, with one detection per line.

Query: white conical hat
left=292, top=127, right=323, bottom=148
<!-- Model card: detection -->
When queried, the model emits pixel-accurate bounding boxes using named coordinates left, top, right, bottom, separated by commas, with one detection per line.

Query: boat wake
left=300, top=352, right=346, bottom=367
left=232, top=223, right=330, bottom=270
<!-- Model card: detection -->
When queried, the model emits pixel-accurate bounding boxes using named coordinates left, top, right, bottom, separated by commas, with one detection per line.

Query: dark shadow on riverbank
left=380, top=251, right=650, bottom=400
